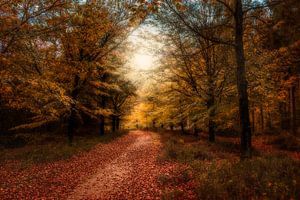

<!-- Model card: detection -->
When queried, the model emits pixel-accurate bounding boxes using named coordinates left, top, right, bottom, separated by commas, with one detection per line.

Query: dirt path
left=1, top=131, right=194, bottom=199
left=0, top=131, right=166, bottom=199
left=67, top=130, right=163, bottom=199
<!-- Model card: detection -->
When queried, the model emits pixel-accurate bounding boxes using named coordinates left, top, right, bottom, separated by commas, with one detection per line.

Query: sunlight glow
left=131, top=53, right=156, bottom=71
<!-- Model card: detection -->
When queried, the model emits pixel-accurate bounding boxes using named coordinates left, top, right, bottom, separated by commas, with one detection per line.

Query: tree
left=149, top=0, right=280, bottom=158
left=153, top=11, right=233, bottom=141
left=110, top=76, right=137, bottom=132
left=0, top=0, right=144, bottom=144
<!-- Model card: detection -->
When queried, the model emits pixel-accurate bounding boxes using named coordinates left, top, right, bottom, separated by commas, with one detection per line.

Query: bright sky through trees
left=127, top=24, right=162, bottom=72
left=131, top=53, right=155, bottom=70
left=1, top=0, right=300, bottom=199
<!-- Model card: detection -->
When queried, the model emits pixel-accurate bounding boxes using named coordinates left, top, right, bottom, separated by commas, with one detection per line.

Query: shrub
left=270, top=132, right=300, bottom=151
left=162, top=189, right=184, bottom=200
left=0, top=135, right=27, bottom=148
left=157, top=174, right=171, bottom=186
left=216, top=128, right=239, bottom=137
left=193, top=156, right=300, bottom=200
left=162, top=139, right=214, bottom=162
left=0, top=130, right=128, bottom=165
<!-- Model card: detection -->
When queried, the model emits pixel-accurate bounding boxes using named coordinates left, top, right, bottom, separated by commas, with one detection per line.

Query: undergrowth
left=159, top=131, right=300, bottom=199
left=269, top=132, right=300, bottom=151
left=193, top=156, right=299, bottom=200
left=0, top=130, right=128, bottom=166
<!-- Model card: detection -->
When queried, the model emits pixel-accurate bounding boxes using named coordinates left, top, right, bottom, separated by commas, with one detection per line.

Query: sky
left=125, top=23, right=163, bottom=85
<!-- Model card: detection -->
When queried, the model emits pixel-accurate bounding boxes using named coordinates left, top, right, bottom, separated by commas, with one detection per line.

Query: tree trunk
left=111, top=115, right=116, bottom=132
left=180, top=121, right=185, bottom=134
left=251, top=107, right=255, bottom=133
left=260, top=105, right=264, bottom=132
left=67, top=75, right=80, bottom=145
left=170, top=124, right=174, bottom=131
left=267, top=111, right=272, bottom=130
left=116, top=116, right=120, bottom=130
left=208, top=119, right=215, bottom=142
left=99, top=97, right=106, bottom=136
left=207, top=71, right=215, bottom=142
left=193, top=123, right=198, bottom=136
left=67, top=108, right=75, bottom=145
left=207, top=97, right=215, bottom=142
left=290, top=86, right=296, bottom=134
left=279, top=102, right=289, bottom=130
left=99, top=115, right=105, bottom=135
left=234, top=0, right=252, bottom=158
left=152, top=120, right=156, bottom=128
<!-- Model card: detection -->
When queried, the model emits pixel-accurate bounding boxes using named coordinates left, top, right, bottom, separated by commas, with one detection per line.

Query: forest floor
left=0, top=130, right=299, bottom=199
left=0, top=130, right=195, bottom=199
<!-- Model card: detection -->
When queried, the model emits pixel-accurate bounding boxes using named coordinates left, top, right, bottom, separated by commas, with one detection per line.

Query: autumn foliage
left=0, top=0, right=299, bottom=199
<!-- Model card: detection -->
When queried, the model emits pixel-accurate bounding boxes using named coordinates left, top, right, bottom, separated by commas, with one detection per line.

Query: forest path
left=67, top=130, right=162, bottom=200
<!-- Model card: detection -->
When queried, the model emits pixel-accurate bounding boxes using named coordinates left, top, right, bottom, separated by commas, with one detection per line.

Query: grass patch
left=0, top=130, right=128, bottom=166
left=216, top=128, right=239, bottom=137
left=269, top=132, right=300, bottom=151
left=159, top=130, right=300, bottom=199
left=158, top=169, right=193, bottom=187
left=157, top=174, right=172, bottom=186
left=193, top=156, right=300, bottom=200
left=162, top=189, right=184, bottom=200
left=162, top=138, right=214, bottom=163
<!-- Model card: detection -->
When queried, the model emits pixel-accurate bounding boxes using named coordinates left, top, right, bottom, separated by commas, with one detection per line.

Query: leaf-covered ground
left=0, top=131, right=195, bottom=199
left=2, top=130, right=298, bottom=199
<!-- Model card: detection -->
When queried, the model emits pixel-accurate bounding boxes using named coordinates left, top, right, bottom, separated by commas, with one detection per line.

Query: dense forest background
left=0, top=0, right=145, bottom=144
left=1, top=0, right=299, bottom=154
left=1, top=0, right=300, bottom=199
left=128, top=0, right=300, bottom=158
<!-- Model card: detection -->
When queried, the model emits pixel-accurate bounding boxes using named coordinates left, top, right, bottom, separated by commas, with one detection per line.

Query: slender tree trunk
left=67, top=75, right=80, bottom=145
left=193, top=122, right=198, bottom=136
left=260, top=105, right=264, bottom=132
left=279, top=102, right=288, bottom=130
left=290, top=86, right=296, bottom=134
left=99, top=73, right=108, bottom=136
left=234, top=0, right=252, bottom=158
left=152, top=120, right=156, bottom=128
left=287, top=89, right=292, bottom=130
left=111, top=115, right=116, bottom=132
left=99, top=115, right=105, bottom=135
left=207, top=96, right=215, bottom=142
left=267, top=111, right=272, bottom=130
left=116, top=116, right=120, bottom=130
left=208, top=119, right=215, bottom=142
left=67, top=108, right=75, bottom=145
left=170, top=124, right=174, bottom=131
left=251, top=107, right=255, bottom=133
left=99, top=97, right=106, bottom=136
left=180, top=121, right=185, bottom=134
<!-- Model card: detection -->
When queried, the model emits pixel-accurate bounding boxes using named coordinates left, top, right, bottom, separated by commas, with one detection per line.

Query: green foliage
left=193, top=156, right=300, bottom=200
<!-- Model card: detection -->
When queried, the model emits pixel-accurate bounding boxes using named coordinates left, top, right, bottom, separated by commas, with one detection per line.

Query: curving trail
left=1, top=131, right=194, bottom=200
left=67, top=130, right=162, bottom=199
